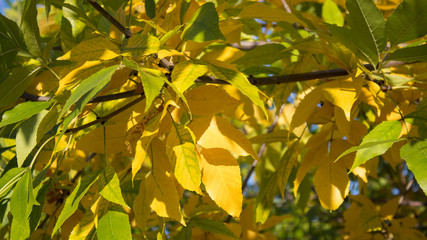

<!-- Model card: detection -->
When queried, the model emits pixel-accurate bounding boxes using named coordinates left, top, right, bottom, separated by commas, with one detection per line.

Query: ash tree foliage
left=1, top=0, right=427, bottom=239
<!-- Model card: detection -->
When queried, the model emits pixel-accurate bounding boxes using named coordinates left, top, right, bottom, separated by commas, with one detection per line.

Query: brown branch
left=21, top=89, right=140, bottom=103
left=65, top=95, right=144, bottom=134
left=86, top=0, right=132, bottom=38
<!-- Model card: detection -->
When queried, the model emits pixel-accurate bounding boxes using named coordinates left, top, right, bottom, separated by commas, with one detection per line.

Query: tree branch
left=65, top=95, right=144, bottom=134
left=86, top=0, right=132, bottom=38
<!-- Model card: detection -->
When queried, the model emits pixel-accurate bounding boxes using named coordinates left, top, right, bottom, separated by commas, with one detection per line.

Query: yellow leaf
left=167, top=124, right=202, bottom=194
left=58, top=37, right=119, bottom=62
left=200, top=148, right=243, bottom=217
left=239, top=3, right=301, bottom=24
left=380, top=197, right=400, bottom=221
left=294, top=141, right=328, bottom=196
left=56, top=61, right=103, bottom=94
left=186, top=85, right=240, bottom=115
left=219, top=19, right=243, bottom=44
left=149, top=138, right=185, bottom=225
left=321, top=79, right=357, bottom=121
left=132, top=113, right=162, bottom=179
left=69, top=210, right=95, bottom=240
left=189, top=116, right=260, bottom=161
left=171, top=60, right=209, bottom=93
left=208, top=61, right=268, bottom=117
left=290, top=87, right=323, bottom=131
left=133, top=177, right=153, bottom=230
left=201, top=46, right=245, bottom=64
left=313, top=154, right=350, bottom=210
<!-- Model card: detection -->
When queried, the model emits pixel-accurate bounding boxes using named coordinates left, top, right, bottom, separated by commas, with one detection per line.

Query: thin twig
left=21, top=89, right=140, bottom=103
left=86, top=0, right=132, bottom=38
left=65, top=95, right=144, bottom=134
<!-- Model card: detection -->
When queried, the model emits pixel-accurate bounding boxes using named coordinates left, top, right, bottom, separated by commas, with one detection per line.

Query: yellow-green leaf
left=58, top=37, right=120, bottom=62
left=238, top=3, right=300, bottom=23
left=99, top=164, right=129, bottom=208
left=123, top=34, right=160, bottom=57
left=168, top=124, right=201, bottom=194
left=171, top=60, right=209, bottom=93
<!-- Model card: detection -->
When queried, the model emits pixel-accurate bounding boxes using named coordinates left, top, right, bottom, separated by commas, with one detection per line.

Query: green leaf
left=337, top=0, right=386, bottom=65
left=0, top=65, right=41, bottom=109
left=171, top=60, right=209, bottom=93
left=400, top=139, right=427, bottom=196
left=145, top=0, right=156, bottom=19
left=96, top=210, right=132, bottom=240
left=59, top=65, right=119, bottom=120
left=0, top=101, right=50, bottom=128
left=209, top=63, right=267, bottom=117
left=232, top=44, right=286, bottom=67
left=123, top=34, right=160, bottom=56
left=0, top=13, right=27, bottom=70
left=122, top=58, right=163, bottom=111
left=21, top=0, right=42, bottom=58
left=99, top=164, right=129, bottom=208
left=346, top=121, right=402, bottom=172
left=0, top=168, right=26, bottom=199
left=406, top=99, right=427, bottom=138
left=10, top=170, right=38, bottom=240
left=387, top=0, right=427, bottom=46
left=16, top=110, right=48, bottom=167
left=191, top=218, right=237, bottom=238
left=388, top=44, right=427, bottom=62
left=322, top=0, right=344, bottom=26
left=52, top=171, right=100, bottom=236
left=255, top=173, right=278, bottom=224
left=181, top=2, right=225, bottom=42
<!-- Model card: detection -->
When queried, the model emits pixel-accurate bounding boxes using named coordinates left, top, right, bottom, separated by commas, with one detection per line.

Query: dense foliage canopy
left=0, top=0, right=427, bottom=239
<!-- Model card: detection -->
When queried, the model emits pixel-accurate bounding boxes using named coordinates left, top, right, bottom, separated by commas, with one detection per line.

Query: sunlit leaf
left=186, top=85, right=239, bottom=115
left=348, top=121, right=402, bottom=172
left=122, top=58, right=164, bottom=111
left=168, top=123, right=201, bottom=194
left=10, top=170, right=38, bottom=240
left=190, top=116, right=260, bottom=161
left=123, top=34, right=160, bottom=57
left=99, top=164, right=129, bottom=208
left=59, top=65, right=119, bottom=120
left=401, top=139, right=427, bottom=196
left=0, top=168, right=26, bottom=199
left=0, top=101, right=50, bottom=128
left=58, top=37, right=120, bottom=61
left=148, top=138, right=185, bottom=224
left=96, top=210, right=132, bottom=240
left=171, top=60, right=209, bottom=93
left=209, top=61, right=267, bottom=117
left=200, top=148, right=242, bottom=217
left=322, top=0, right=344, bottom=26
